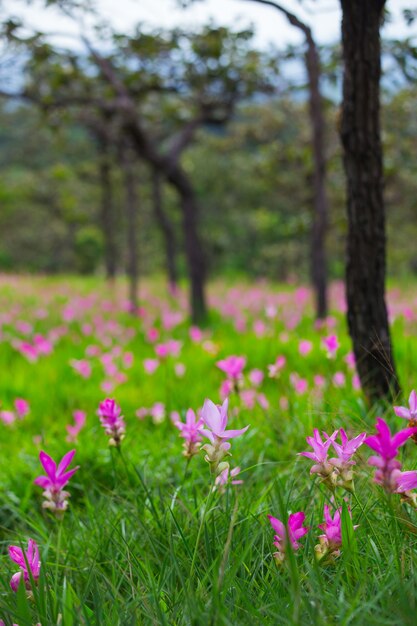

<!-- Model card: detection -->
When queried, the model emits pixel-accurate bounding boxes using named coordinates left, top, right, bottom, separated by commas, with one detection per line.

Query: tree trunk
left=120, top=140, right=139, bottom=313
left=340, top=0, right=400, bottom=401
left=151, top=170, right=178, bottom=295
left=98, top=138, right=117, bottom=281
left=126, top=121, right=208, bottom=323
left=305, top=34, right=329, bottom=320
left=180, top=186, right=207, bottom=325
left=245, top=0, right=329, bottom=320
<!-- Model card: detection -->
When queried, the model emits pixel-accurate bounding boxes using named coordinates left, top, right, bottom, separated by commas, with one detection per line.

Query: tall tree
left=119, top=137, right=140, bottom=312
left=151, top=169, right=178, bottom=295
left=339, top=0, right=400, bottom=401
left=243, top=0, right=329, bottom=319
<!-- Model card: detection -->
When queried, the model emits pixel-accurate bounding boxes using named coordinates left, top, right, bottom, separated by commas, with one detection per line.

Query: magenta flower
left=267, top=512, right=309, bottom=563
left=214, top=466, right=243, bottom=492
left=34, top=450, right=79, bottom=514
left=299, top=429, right=338, bottom=484
left=364, top=418, right=417, bottom=491
left=322, top=334, right=339, bottom=358
left=315, top=504, right=356, bottom=561
left=14, top=398, right=29, bottom=419
left=216, top=355, right=246, bottom=381
left=155, top=340, right=182, bottom=360
left=330, top=428, right=366, bottom=469
left=318, top=505, right=342, bottom=546
left=98, top=398, right=126, bottom=446
left=394, top=470, right=417, bottom=494
left=394, top=390, right=417, bottom=426
left=174, top=408, right=203, bottom=458
left=66, top=410, right=86, bottom=442
left=8, top=539, right=41, bottom=592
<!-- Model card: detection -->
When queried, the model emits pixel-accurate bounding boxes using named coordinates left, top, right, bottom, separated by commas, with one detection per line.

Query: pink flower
left=315, top=504, right=356, bottom=561
left=143, top=358, right=159, bottom=374
left=268, top=512, right=309, bottom=562
left=14, top=398, right=29, bottom=419
left=299, top=429, right=338, bottom=482
left=394, top=470, right=417, bottom=493
left=220, top=379, right=234, bottom=400
left=215, top=466, right=243, bottom=491
left=155, top=340, right=182, bottom=360
left=314, top=375, right=326, bottom=389
left=200, top=398, right=249, bottom=443
left=150, top=402, right=166, bottom=424
left=174, top=363, right=186, bottom=378
left=9, top=539, right=41, bottom=592
left=299, top=340, right=313, bottom=356
left=330, top=428, right=366, bottom=469
left=248, top=369, right=264, bottom=387
left=318, top=505, right=342, bottom=548
left=189, top=326, right=203, bottom=342
left=98, top=398, right=126, bottom=446
left=200, top=398, right=249, bottom=472
left=322, top=334, right=339, bottom=358
left=66, top=410, right=86, bottom=442
left=290, top=373, right=308, bottom=395
left=268, top=356, right=286, bottom=378
left=146, top=327, right=160, bottom=343
left=0, top=410, right=16, bottom=425
left=332, top=372, right=346, bottom=388
left=70, top=359, right=92, bottom=379
left=175, top=408, right=204, bottom=458
left=394, top=390, right=417, bottom=425
left=34, top=450, right=79, bottom=514
left=216, top=355, right=246, bottom=381
left=364, top=418, right=417, bottom=491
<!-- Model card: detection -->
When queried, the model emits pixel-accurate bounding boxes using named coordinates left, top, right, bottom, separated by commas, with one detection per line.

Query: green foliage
left=74, top=226, right=104, bottom=274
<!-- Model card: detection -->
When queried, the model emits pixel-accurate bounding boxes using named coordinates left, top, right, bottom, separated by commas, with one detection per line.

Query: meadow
left=1, top=274, right=417, bottom=626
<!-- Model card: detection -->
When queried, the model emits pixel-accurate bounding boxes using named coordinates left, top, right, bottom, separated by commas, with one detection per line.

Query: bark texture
left=340, top=0, right=400, bottom=401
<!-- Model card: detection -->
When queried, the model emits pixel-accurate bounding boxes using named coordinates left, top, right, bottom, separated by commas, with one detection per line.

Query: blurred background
left=0, top=0, right=416, bottom=284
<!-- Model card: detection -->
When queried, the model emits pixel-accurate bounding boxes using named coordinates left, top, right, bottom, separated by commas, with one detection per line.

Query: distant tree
left=242, top=0, right=329, bottom=319
left=339, top=0, right=400, bottom=401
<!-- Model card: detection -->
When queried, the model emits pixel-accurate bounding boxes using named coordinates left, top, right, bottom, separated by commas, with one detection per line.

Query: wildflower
left=332, top=372, right=346, bottom=388
left=329, top=428, right=366, bottom=490
left=299, top=429, right=338, bottom=488
left=299, top=340, right=313, bottom=356
left=268, top=356, right=286, bottom=378
left=290, top=373, right=308, bottom=395
left=267, top=512, right=309, bottom=563
left=200, top=398, right=249, bottom=474
left=364, top=418, right=417, bottom=491
left=9, top=539, right=41, bottom=593
left=394, top=390, right=417, bottom=437
left=66, top=410, right=86, bottom=442
left=69, top=359, right=92, bottom=379
left=155, top=340, right=182, bottom=360
left=248, top=369, right=264, bottom=387
left=315, top=504, right=356, bottom=561
left=0, top=410, right=16, bottom=425
left=14, top=398, right=29, bottom=419
left=98, top=398, right=126, bottom=446
left=216, top=355, right=246, bottom=381
left=174, top=408, right=203, bottom=458
left=143, top=358, right=159, bottom=374
left=34, top=450, right=79, bottom=515
left=214, top=466, right=243, bottom=493
left=322, top=334, right=339, bottom=358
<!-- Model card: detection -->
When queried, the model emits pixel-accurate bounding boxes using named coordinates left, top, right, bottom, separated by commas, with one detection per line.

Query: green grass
left=0, top=275, right=417, bottom=625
